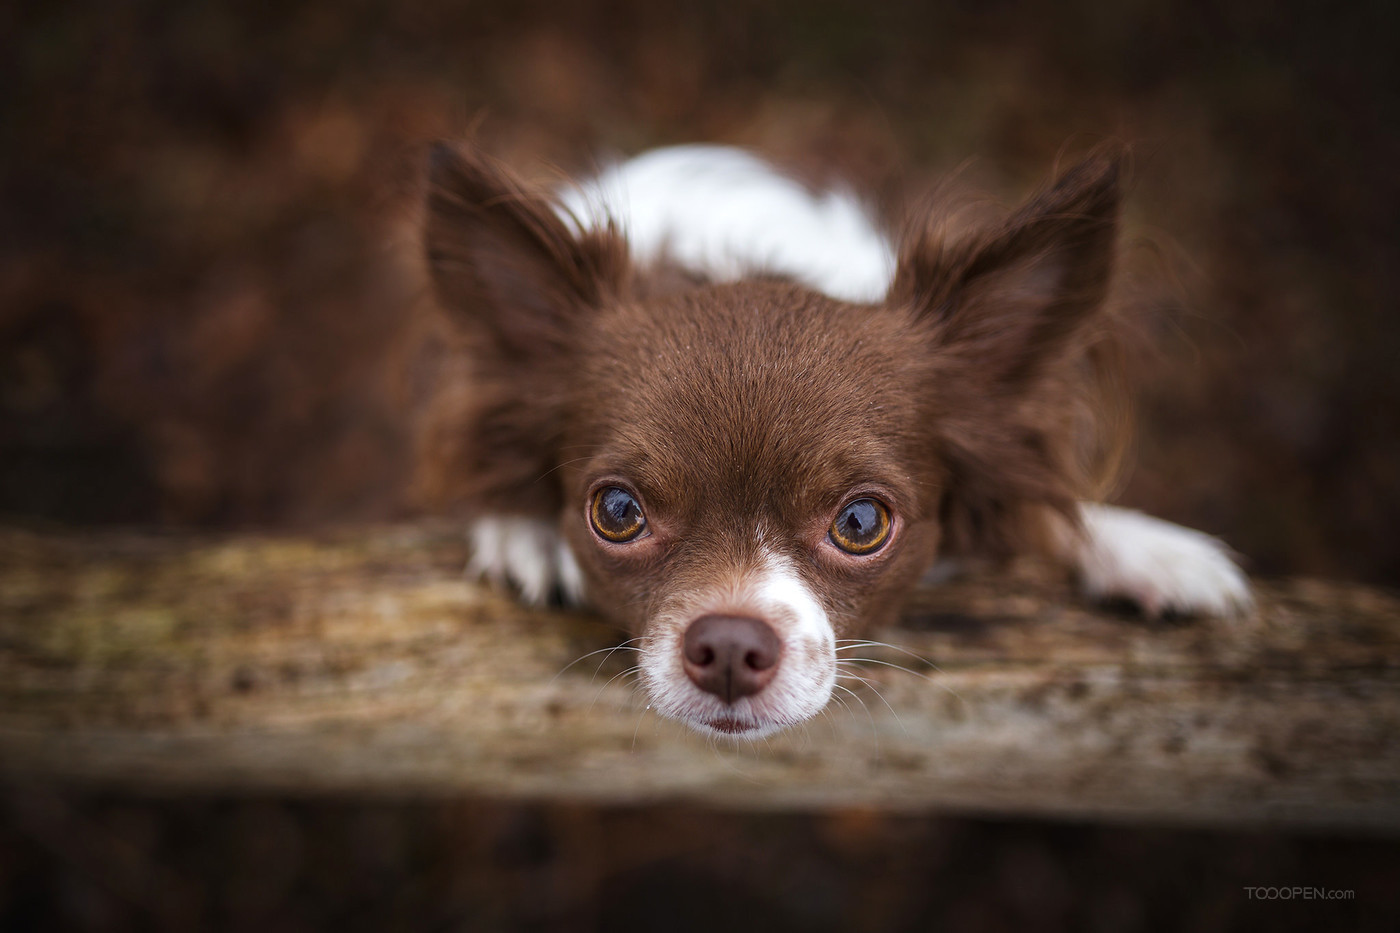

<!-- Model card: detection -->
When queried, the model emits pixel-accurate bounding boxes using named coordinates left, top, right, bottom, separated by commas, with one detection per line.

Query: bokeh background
left=3, top=0, right=1398, bottom=584
left=2, top=0, right=1398, bottom=929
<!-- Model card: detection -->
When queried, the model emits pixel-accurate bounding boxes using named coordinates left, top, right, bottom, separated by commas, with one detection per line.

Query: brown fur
left=418, top=144, right=630, bottom=516
left=888, top=147, right=1125, bottom=558
left=418, top=142, right=1125, bottom=636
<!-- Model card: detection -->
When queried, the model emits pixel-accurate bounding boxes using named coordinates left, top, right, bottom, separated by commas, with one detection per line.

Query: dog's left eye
left=590, top=486, right=648, bottom=542
left=829, top=498, right=892, bottom=555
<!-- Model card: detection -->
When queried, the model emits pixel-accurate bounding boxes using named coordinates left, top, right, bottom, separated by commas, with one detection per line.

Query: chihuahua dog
left=420, top=143, right=1251, bottom=739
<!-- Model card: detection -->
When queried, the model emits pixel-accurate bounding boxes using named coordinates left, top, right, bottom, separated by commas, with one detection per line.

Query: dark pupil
left=838, top=500, right=879, bottom=542
left=600, top=488, right=640, bottom=530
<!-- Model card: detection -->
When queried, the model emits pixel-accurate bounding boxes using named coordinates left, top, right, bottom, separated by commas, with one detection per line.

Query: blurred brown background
left=2, top=2, right=1399, bottom=930
left=3, top=0, right=1398, bottom=585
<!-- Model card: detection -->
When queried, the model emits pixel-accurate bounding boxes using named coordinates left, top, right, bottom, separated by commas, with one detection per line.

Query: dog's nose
left=682, top=614, right=781, bottom=703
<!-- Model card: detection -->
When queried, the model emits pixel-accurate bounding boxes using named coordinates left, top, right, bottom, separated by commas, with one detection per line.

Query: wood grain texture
left=2, top=525, right=1397, bottom=832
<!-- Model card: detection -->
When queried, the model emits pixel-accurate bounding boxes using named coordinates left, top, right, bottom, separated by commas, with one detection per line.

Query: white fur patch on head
left=639, top=549, right=837, bottom=739
left=1073, top=504, right=1254, bottom=617
left=557, top=145, right=895, bottom=304
left=467, top=516, right=586, bottom=607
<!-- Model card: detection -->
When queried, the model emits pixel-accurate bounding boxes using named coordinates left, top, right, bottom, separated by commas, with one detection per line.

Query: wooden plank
left=1, top=525, right=1397, bottom=832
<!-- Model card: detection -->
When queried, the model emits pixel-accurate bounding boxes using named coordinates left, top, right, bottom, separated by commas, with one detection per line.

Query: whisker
left=550, top=638, right=643, bottom=686
left=827, top=691, right=860, bottom=738
left=834, top=669, right=909, bottom=736
left=588, top=664, right=642, bottom=710
left=835, top=639, right=944, bottom=667
left=586, top=643, right=644, bottom=687
left=533, top=454, right=605, bottom=484
left=839, top=656, right=935, bottom=680
left=835, top=639, right=966, bottom=684
left=631, top=705, right=651, bottom=750
left=839, top=657, right=967, bottom=705
left=832, top=682, right=880, bottom=756
left=832, top=682, right=875, bottom=730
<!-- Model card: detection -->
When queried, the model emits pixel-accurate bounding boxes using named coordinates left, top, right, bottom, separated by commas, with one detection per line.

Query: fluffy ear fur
left=418, top=144, right=630, bottom=516
left=425, top=143, right=630, bottom=358
left=892, top=149, right=1126, bottom=557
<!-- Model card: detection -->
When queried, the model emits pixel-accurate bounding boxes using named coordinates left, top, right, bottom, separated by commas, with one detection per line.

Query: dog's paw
left=1074, top=504, right=1253, bottom=618
left=467, top=516, right=586, bottom=606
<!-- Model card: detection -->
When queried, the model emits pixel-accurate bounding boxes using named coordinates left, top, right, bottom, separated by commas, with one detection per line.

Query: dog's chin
left=644, top=677, right=835, bottom=741
left=690, top=713, right=789, bottom=741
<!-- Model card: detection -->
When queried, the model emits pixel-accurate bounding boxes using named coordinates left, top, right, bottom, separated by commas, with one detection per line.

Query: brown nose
left=682, top=615, right=781, bottom=703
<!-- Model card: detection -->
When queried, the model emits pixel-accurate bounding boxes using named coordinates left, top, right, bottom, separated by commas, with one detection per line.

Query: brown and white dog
left=420, top=143, right=1251, bottom=739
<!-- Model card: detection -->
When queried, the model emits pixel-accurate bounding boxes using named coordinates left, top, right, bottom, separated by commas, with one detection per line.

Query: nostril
left=683, top=632, right=716, bottom=668
left=743, top=647, right=774, bottom=671
left=681, top=614, right=782, bottom=702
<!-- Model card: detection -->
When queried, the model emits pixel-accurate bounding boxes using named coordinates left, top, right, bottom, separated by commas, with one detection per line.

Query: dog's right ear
left=417, top=145, right=629, bottom=516
left=424, top=143, right=629, bottom=359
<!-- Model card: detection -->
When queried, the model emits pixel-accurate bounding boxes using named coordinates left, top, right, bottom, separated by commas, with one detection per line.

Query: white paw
left=1074, top=504, right=1253, bottom=618
left=467, top=516, right=586, bottom=606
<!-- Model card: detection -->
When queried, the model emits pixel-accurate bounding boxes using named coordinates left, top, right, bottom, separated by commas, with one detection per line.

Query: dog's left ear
left=891, top=149, right=1121, bottom=387
left=892, top=149, right=1124, bottom=556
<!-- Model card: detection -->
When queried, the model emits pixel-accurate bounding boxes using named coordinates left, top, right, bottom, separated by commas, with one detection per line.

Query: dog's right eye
left=590, top=486, right=648, bottom=542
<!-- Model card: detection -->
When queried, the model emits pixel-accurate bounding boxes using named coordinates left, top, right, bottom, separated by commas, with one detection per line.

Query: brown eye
left=590, top=486, right=648, bottom=542
left=829, top=498, right=892, bottom=555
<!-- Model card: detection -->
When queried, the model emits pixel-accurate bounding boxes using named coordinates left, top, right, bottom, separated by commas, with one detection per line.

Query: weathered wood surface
left=1, top=524, right=1397, bottom=832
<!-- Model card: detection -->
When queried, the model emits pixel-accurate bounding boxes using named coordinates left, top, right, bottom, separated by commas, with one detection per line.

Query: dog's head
left=421, top=145, right=1122, bottom=737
